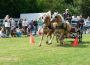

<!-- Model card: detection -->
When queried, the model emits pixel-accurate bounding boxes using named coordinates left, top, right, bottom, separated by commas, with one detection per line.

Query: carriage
left=50, top=15, right=84, bottom=46
left=39, top=15, right=83, bottom=46
left=69, top=21, right=83, bottom=43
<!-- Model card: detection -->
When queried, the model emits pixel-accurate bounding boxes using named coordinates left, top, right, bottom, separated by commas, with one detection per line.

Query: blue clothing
left=38, top=19, right=43, bottom=28
left=16, top=32, right=22, bottom=37
left=77, top=18, right=85, bottom=31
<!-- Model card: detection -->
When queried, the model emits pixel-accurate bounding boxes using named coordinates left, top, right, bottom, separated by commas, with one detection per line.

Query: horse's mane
left=44, top=16, right=51, bottom=23
left=55, top=14, right=65, bottom=23
left=54, top=14, right=71, bottom=32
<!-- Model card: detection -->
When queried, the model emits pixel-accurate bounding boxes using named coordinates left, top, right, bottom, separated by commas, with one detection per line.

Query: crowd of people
left=0, top=9, right=90, bottom=38
left=0, top=15, right=44, bottom=38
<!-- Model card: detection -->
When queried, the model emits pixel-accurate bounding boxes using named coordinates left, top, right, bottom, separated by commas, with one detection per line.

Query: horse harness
left=56, top=23, right=67, bottom=31
left=44, top=24, right=53, bottom=29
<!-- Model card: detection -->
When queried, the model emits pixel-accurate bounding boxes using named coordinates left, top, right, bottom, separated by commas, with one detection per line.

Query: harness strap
left=56, top=23, right=64, bottom=29
left=45, top=24, right=53, bottom=29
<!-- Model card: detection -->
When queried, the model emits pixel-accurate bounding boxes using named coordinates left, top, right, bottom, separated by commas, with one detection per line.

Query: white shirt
left=11, top=19, right=16, bottom=27
left=0, top=31, right=3, bottom=37
left=16, top=28, right=21, bottom=32
left=4, top=19, right=10, bottom=27
left=22, top=20, right=28, bottom=26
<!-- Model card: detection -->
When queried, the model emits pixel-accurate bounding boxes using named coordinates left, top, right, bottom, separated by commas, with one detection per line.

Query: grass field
left=0, top=34, right=90, bottom=65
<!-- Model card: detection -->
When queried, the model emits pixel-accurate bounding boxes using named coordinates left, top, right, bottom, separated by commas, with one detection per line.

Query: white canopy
left=20, top=11, right=51, bottom=22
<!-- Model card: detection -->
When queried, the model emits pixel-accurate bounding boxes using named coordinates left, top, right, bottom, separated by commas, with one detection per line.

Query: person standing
left=77, top=15, right=85, bottom=42
left=33, top=20, right=38, bottom=35
left=22, top=19, right=28, bottom=35
left=37, top=17, right=44, bottom=35
left=18, top=19, right=23, bottom=29
left=10, top=18, right=16, bottom=37
left=3, top=15, right=11, bottom=37
left=63, top=9, right=72, bottom=23
left=77, top=15, right=85, bottom=30
left=27, top=20, right=34, bottom=36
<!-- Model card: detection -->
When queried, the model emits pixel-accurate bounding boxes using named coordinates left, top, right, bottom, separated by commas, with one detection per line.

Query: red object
left=72, top=37, right=79, bottom=47
left=29, top=33, right=35, bottom=45
left=37, top=28, right=43, bottom=36
left=70, top=27, right=76, bottom=32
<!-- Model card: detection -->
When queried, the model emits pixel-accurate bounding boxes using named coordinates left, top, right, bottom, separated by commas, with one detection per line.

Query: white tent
left=20, top=11, right=51, bottom=22
left=20, top=13, right=45, bottom=22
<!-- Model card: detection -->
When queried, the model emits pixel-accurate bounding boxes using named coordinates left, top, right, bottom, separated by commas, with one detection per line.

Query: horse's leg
left=39, top=34, right=44, bottom=47
left=80, top=30, right=83, bottom=42
left=59, top=33, right=64, bottom=46
left=49, top=31, right=53, bottom=43
left=56, top=37, right=58, bottom=43
left=56, top=35, right=59, bottom=43
left=45, top=31, right=50, bottom=44
left=59, top=34, right=63, bottom=45
left=46, top=30, right=52, bottom=44
left=46, top=34, right=49, bottom=44
left=48, top=32, right=55, bottom=44
left=78, top=30, right=81, bottom=42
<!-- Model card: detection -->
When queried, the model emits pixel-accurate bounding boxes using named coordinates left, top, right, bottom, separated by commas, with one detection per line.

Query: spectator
left=37, top=17, right=44, bottom=35
left=38, top=17, right=44, bottom=29
left=16, top=27, right=22, bottom=37
left=27, top=21, right=34, bottom=36
left=77, top=15, right=85, bottom=30
left=3, top=15, right=11, bottom=37
left=0, top=27, right=3, bottom=38
left=33, top=20, right=38, bottom=35
left=18, top=19, right=23, bottom=29
left=10, top=18, right=16, bottom=37
left=22, top=19, right=28, bottom=35
left=0, top=27, right=7, bottom=38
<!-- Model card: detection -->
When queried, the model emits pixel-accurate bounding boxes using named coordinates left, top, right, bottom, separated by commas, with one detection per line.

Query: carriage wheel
left=79, top=32, right=82, bottom=43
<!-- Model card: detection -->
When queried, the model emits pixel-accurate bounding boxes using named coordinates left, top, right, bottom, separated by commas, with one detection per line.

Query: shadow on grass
left=66, top=40, right=90, bottom=44
left=56, top=42, right=88, bottom=48
left=81, top=41, right=90, bottom=44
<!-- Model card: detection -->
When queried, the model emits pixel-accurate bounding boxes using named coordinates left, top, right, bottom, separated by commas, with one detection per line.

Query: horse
left=39, top=16, right=54, bottom=46
left=48, top=15, right=72, bottom=45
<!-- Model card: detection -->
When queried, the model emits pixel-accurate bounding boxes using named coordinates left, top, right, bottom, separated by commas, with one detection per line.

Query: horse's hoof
left=48, top=42, right=52, bottom=45
left=60, top=43, right=63, bottom=46
left=46, top=41, right=48, bottom=44
left=39, top=44, right=41, bottom=47
left=63, top=42, right=66, bottom=45
left=60, top=44, right=62, bottom=46
left=57, top=41, right=59, bottom=43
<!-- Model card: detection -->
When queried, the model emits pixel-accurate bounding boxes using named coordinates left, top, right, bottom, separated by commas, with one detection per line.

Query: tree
left=0, top=0, right=84, bottom=18
left=81, top=0, right=90, bottom=17
left=0, top=0, right=29, bottom=18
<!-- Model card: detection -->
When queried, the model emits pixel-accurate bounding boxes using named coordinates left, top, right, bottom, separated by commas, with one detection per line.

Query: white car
left=85, top=22, right=90, bottom=27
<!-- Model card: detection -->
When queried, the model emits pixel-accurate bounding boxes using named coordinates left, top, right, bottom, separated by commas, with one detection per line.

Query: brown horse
left=39, top=16, right=54, bottom=46
left=49, top=15, right=72, bottom=45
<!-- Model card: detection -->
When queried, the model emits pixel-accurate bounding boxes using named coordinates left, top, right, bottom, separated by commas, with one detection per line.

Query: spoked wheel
left=79, top=35, right=82, bottom=43
left=78, top=30, right=83, bottom=43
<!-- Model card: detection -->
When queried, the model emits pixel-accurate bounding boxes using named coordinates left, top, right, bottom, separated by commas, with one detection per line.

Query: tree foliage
left=0, top=0, right=89, bottom=18
left=81, top=0, right=90, bottom=17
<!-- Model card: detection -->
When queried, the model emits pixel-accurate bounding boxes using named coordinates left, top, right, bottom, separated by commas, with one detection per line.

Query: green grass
left=0, top=34, right=90, bottom=65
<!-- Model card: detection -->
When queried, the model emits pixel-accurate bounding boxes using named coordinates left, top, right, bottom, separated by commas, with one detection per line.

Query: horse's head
left=55, top=15, right=63, bottom=23
left=52, top=15, right=63, bottom=28
left=44, top=16, right=51, bottom=25
left=52, top=15, right=72, bottom=32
